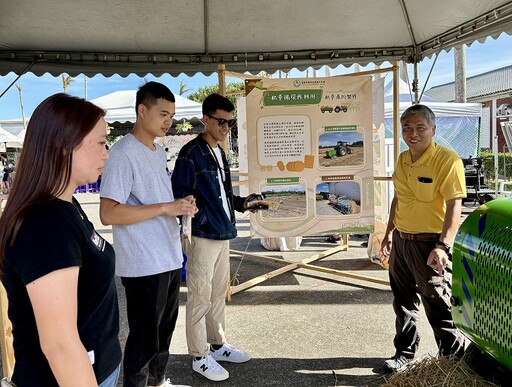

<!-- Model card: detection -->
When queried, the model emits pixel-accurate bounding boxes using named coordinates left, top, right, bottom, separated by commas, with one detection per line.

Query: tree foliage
left=481, top=150, right=512, bottom=180
left=179, top=80, right=191, bottom=96
left=61, top=74, right=73, bottom=92
left=187, top=82, right=245, bottom=106
left=187, top=81, right=245, bottom=140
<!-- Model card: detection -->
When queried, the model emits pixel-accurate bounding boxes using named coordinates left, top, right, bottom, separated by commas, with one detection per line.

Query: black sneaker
left=384, top=354, right=412, bottom=372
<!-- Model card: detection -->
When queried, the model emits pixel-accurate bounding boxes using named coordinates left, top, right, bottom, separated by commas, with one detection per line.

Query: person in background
left=0, top=155, right=8, bottom=194
left=172, top=93, right=263, bottom=382
left=380, top=104, right=466, bottom=372
left=1, top=157, right=13, bottom=194
left=0, top=93, right=121, bottom=386
left=100, top=82, right=197, bottom=387
left=7, top=160, right=16, bottom=190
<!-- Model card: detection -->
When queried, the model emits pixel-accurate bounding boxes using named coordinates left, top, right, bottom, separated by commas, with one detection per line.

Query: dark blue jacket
left=171, top=135, right=246, bottom=240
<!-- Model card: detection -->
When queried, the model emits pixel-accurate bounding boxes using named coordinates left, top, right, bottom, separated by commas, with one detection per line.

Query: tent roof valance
left=1, top=0, right=511, bottom=77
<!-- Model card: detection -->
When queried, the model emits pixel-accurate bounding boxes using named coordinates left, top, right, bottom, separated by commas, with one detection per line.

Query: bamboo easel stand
left=228, top=238, right=389, bottom=296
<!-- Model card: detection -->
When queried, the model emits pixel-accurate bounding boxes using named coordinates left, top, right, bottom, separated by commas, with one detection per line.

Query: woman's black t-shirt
left=2, top=198, right=121, bottom=386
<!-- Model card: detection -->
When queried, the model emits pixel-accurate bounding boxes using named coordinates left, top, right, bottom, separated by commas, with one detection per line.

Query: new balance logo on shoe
left=192, top=354, right=229, bottom=381
left=222, top=351, right=231, bottom=358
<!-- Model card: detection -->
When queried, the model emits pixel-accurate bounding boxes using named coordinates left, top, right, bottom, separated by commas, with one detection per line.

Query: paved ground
left=73, top=193, right=444, bottom=387
left=3, top=193, right=479, bottom=386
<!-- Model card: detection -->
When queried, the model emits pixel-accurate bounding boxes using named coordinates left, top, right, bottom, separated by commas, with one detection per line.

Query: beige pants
left=185, top=236, right=230, bottom=357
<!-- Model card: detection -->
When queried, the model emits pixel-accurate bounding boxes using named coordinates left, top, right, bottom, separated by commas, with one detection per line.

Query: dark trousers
left=389, top=230, right=465, bottom=359
left=121, top=269, right=181, bottom=387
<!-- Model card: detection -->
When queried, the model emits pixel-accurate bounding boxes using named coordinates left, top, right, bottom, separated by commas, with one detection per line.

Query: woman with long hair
left=0, top=93, right=121, bottom=386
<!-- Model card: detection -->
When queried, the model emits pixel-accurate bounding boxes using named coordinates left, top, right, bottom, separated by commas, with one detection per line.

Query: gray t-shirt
left=100, top=134, right=183, bottom=277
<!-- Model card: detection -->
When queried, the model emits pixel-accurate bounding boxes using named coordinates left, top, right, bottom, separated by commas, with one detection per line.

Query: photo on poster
left=315, top=181, right=361, bottom=216
left=260, top=183, right=307, bottom=219
left=318, top=131, right=364, bottom=168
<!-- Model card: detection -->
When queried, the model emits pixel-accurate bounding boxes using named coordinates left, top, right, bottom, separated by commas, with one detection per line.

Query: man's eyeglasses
left=207, top=115, right=236, bottom=128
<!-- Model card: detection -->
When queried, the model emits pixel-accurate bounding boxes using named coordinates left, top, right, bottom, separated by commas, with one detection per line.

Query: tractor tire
left=338, top=149, right=346, bottom=156
left=464, top=342, right=512, bottom=385
left=478, top=194, right=494, bottom=205
left=334, top=106, right=341, bottom=113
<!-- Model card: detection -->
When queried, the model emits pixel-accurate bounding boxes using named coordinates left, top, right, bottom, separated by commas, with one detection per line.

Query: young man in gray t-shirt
left=100, top=82, right=197, bottom=387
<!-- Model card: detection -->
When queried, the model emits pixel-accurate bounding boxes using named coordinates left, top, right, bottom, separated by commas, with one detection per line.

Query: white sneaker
left=210, top=343, right=251, bottom=363
left=192, top=354, right=229, bottom=381
left=148, top=379, right=175, bottom=387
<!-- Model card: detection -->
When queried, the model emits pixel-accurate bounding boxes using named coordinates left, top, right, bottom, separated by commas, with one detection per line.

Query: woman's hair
left=0, top=93, right=105, bottom=275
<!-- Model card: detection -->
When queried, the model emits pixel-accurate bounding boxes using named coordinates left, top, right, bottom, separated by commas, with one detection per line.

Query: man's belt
left=398, top=232, right=440, bottom=241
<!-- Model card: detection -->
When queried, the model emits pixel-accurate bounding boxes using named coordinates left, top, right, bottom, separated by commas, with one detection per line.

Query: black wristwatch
left=435, top=241, right=451, bottom=254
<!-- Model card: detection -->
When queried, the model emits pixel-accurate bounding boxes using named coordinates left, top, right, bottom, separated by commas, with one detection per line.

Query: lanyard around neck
left=205, top=142, right=234, bottom=220
left=206, top=142, right=226, bottom=183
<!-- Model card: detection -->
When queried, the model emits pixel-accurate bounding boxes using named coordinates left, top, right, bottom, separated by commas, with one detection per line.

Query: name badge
left=87, top=350, right=95, bottom=364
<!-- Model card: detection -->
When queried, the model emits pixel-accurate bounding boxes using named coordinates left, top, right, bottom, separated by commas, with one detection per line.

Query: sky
left=319, top=132, right=363, bottom=147
left=0, top=33, right=511, bottom=121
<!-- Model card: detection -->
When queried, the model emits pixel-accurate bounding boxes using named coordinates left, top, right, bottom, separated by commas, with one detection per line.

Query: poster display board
left=246, top=76, right=374, bottom=238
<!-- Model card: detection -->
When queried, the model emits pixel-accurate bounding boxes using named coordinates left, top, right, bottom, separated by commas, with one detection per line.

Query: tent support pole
left=419, top=53, right=439, bottom=103
left=217, top=63, right=231, bottom=302
left=393, top=61, right=400, bottom=164
left=413, top=62, right=419, bottom=104
left=217, top=63, right=229, bottom=152
left=0, top=61, right=36, bottom=100
left=217, top=63, right=226, bottom=97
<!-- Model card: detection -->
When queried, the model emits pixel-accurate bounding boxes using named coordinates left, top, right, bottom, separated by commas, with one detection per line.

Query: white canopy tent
left=90, top=91, right=203, bottom=123
left=0, top=1, right=511, bottom=78
left=384, top=79, right=482, bottom=158
left=2, top=92, right=204, bottom=138
left=0, top=125, right=23, bottom=155
left=0, top=125, right=23, bottom=149
left=0, top=0, right=509, bottom=170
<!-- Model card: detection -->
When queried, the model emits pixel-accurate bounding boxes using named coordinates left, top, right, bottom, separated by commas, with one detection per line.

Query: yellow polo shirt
left=393, top=142, right=466, bottom=234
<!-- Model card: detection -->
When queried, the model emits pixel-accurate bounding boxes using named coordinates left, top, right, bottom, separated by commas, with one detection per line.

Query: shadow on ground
left=116, top=355, right=389, bottom=387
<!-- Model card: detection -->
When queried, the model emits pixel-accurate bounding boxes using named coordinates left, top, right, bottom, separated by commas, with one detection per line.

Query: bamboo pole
left=0, top=281, right=14, bottom=377
left=393, top=61, right=400, bottom=165
left=0, top=202, right=14, bottom=377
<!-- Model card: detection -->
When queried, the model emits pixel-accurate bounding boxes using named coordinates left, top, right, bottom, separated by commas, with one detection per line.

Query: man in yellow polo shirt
left=380, top=104, right=466, bottom=372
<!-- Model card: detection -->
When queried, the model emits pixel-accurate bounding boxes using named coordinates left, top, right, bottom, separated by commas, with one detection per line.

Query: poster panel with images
left=245, top=76, right=374, bottom=237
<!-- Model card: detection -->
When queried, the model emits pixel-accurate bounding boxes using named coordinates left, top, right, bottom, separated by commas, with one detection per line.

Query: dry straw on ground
left=381, top=355, right=499, bottom=387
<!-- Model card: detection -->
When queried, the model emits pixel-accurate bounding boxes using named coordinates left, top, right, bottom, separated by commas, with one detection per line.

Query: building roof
left=425, top=65, right=512, bottom=102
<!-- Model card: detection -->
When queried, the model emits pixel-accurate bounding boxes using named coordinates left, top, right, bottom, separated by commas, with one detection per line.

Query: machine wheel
left=334, top=106, right=341, bottom=113
left=478, top=194, right=494, bottom=205
left=337, top=148, right=346, bottom=156
left=464, top=342, right=512, bottom=385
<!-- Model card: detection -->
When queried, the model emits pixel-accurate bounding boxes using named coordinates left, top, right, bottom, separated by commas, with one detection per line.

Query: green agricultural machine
left=325, top=141, right=353, bottom=158
left=452, top=198, right=512, bottom=380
